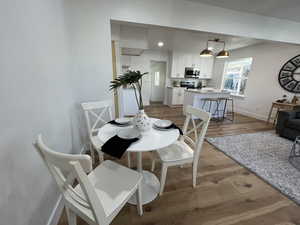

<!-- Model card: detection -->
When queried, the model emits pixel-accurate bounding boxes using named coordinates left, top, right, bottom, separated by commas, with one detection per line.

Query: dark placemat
left=101, top=135, right=139, bottom=159
left=108, top=120, right=124, bottom=126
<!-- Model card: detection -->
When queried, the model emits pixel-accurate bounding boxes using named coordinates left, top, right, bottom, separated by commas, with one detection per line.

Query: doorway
left=150, top=61, right=166, bottom=104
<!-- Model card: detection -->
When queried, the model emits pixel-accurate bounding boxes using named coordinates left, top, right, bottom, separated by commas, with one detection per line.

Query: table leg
left=274, top=109, right=280, bottom=126
left=128, top=152, right=160, bottom=205
left=267, top=105, right=274, bottom=124
left=137, top=152, right=142, bottom=173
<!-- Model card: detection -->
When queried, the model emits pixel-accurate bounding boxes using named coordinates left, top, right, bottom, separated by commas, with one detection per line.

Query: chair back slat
left=182, top=105, right=211, bottom=165
left=34, top=135, right=106, bottom=224
left=81, top=100, right=113, bottom=138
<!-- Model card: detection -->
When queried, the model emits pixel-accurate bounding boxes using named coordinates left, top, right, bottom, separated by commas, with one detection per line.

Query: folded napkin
left=108, top=120, right=124, bottom=126
left=101, top=135, right=139, bottom=159
left=164, top=123, right=183, bottom=135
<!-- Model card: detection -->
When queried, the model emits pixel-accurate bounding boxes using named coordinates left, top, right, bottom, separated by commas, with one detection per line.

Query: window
left=154, top=71, right=160, bottom=86
left=221, top=58, right=253, bottom=96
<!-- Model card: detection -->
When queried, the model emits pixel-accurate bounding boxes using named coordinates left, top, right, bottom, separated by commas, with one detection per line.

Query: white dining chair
left=151, top=105, right=211, bottom=195
left=81, top=100, right=131, bottom=166
left=34, top=135, right=143, bottom=225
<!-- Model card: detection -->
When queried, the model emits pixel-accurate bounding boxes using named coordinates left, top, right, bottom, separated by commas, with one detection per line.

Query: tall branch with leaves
left=110, top=70, right=148, bottom=110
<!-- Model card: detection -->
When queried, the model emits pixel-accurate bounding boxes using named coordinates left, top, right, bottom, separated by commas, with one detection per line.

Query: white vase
left=133, top=110, right=152, bottom=132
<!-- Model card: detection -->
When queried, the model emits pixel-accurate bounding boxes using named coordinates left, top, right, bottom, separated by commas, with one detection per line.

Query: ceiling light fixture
left=200, top=38, right=229, bottom=59
left=200, top=40, right=213, bottom=57
left=158, top=41, right=164, bottom=47
left=216, top=50, right=230, bottom=58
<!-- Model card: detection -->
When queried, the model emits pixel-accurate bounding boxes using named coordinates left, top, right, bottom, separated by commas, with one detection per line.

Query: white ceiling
left=186, top=0, right=300, bottom=23
left=147, top=27, right=262, bottom=51
left=113, top=22, right=263, bottom=52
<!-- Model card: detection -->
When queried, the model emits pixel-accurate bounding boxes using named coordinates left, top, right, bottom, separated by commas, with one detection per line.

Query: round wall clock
left=278, top=54, right=300, bottom=93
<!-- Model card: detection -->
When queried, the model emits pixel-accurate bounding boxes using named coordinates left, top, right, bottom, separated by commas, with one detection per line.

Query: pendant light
left=216, top=50, right=229, bottom=58
left=200, top=38, right=229, bottom=58
left=216, top=39, right=229, bottom=58
left=200, top=40, right=213, bottom=57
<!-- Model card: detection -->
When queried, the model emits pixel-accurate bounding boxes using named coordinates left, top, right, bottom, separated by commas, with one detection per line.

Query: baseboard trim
left=47, top=195, right=64, bottom=225
left=235, top=108, right=268, bottom=121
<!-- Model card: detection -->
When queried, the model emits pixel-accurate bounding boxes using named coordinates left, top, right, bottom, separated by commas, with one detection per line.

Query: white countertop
left=167, top=86, right=230, bottom=94
left=185, top=88, right=229, bottom=94
left=167, top=86, right=185, bottom=89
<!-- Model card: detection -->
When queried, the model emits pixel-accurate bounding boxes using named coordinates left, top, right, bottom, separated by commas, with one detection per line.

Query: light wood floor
left=58, top=104, right=300, bottom=225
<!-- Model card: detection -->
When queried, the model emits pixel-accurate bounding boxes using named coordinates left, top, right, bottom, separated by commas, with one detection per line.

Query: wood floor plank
left=57, top=104, right=299, bottom=225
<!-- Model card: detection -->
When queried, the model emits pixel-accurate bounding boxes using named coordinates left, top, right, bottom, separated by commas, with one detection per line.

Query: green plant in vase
left=110, top=70, right=152, bottom=131
left=110, top=70, right=148, bottom=109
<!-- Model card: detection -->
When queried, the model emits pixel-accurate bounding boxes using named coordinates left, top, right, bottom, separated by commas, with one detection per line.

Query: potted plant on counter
left=110, top=70, right=151, bottom=131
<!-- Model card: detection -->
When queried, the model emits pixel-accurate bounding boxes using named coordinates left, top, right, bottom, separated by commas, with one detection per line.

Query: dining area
left=35, top=101, right=210, bottom=225
left=33, top=91, right=299, bottom=225
left=33, top=68, right=298, bottom=225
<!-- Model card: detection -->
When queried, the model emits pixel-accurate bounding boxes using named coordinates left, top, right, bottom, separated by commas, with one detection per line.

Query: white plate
left=154, top=119, right=172, bottom=128
left=153, top=125, right=169, bottom=131
left=115, top=117, right=131, bottom=124
left=117, top=128, right=140, bottom=139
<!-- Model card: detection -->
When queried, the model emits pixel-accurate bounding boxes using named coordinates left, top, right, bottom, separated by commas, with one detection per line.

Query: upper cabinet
left=170, top=51, right=185, bottom=78
left=199, top=57, right=214, bottom=79
left=170, top=51, right=214, bottom=79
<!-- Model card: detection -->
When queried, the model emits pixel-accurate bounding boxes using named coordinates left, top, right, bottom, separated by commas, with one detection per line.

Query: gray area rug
left=206, top=132, right=300, bottom=205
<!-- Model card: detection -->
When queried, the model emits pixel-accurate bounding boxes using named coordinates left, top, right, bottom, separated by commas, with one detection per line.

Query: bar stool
left=202, top=98, right=223, bottom=119
left=220, top=97, right=234, bottom=121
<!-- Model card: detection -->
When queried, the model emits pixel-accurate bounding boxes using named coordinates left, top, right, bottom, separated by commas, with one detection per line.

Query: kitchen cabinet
left=170, top=52, right=185, bottom=78
left=183, top=54, right=193, bottom=68
left=119, top=88, right=139, bottom=116
left=199, top=57, right=214, bottom=79
left=166, top=87, right=185, bottom=106
left=192, top=54, right=213, bottom=79
left=170, top=51, right=214, bottom=79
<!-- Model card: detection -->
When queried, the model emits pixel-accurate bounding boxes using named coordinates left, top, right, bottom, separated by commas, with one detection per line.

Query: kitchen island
left=183, top=89, right=231, bottom=118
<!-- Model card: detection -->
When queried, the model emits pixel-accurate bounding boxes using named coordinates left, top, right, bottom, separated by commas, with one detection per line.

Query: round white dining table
left=97, top=118, right=179, bottom=205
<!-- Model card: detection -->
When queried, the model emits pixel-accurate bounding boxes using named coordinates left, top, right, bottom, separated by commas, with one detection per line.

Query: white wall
left=63, top=0, right=115, bottom=143
left=211, top=42, right=300, bottom=120
left=0, top=1, right=76, bottom=225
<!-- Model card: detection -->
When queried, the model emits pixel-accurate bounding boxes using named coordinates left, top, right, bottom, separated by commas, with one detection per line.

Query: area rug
left=206, top=132, right=300, bottom=205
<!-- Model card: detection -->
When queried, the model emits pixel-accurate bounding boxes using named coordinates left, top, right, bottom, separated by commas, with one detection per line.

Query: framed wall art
left=278, top=55, right=300, bottom=93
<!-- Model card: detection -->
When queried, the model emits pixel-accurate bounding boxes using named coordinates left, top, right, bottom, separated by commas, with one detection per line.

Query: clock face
left=278, top=55, right=300, bottom=93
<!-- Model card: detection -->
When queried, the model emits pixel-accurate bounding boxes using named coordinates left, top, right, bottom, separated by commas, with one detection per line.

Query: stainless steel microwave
left=185, top=67, right=200, bottom=78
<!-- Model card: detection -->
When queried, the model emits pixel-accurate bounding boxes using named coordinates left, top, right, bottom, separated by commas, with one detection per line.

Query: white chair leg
left=192, top=162, right=198, bottom=188
left=95, top=147, right=104, bottom=164
left=136, top=183, right=143, bottom=216
left=89, top=143, right=95, bottom=165
left=159, top=164, right=168, bottom=195
left=151, top=159, right=156, bottom=172
left=127, top=152, right=131, bottom=168
left=66, top=207, right=77, bottom=225
left=98, top=151, right=104, bottom=163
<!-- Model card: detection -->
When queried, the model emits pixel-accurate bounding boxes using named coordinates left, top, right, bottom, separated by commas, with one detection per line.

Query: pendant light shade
left=216, top=50, right=229, bottom=58
left=200, top=49, right=213, bottom=57
left=200, top=38, right=229, bottom=59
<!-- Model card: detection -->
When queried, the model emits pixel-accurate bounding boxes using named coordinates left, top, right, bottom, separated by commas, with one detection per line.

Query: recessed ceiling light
left=158, top=41, right=164, bottom=47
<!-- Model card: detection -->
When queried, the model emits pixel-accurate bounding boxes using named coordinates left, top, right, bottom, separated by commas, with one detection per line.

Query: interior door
left=150, top=61, right=167, bottom=102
